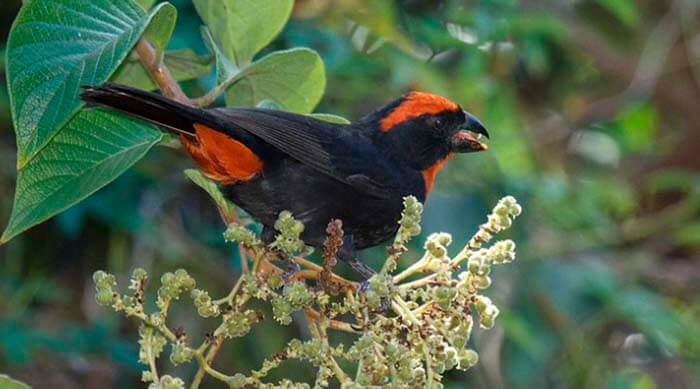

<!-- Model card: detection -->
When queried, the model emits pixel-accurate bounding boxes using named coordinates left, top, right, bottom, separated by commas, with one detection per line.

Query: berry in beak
left=451, top=111, right=489, bottom=153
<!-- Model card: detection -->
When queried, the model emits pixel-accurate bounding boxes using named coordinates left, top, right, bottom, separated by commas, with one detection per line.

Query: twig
left=191, top=75, right=240, bottom=108
left=305, top=312, right=352, bottom=385
left=292, top=256, right=359, bottom=290
left=191, top=337, right=223, bottom=389
left=303, top=307, right=359, bottom=333
left=134, top=39, right=191, bottom=105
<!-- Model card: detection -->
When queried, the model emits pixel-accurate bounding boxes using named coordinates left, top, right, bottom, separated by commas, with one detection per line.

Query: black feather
left=80, top=83, right=202, bottom=137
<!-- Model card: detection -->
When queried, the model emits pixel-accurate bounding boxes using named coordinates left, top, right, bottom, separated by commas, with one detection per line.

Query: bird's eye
left=428, top=117, right=442, bottom=129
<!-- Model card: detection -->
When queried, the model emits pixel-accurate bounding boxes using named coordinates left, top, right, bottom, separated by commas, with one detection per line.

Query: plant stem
left=191, top=75, right=240, bottom=108
left=306, top=313, right=352, bottom=386
left=135, top=39, right=191, bottom=105
left=304, top=307, right=358, bottom=333
left=147, top=343, right=160, bottom=387
left=193, top=350, right=234, bottom=384
left=191, top=337, right=224, bottom=389
left=392, top=255, right=428, bottom=283
left=293, top=256, right=359, bottom=290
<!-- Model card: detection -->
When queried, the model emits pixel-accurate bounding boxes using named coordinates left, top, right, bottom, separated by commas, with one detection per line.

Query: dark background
left=1, top=0, right=700, bottom=387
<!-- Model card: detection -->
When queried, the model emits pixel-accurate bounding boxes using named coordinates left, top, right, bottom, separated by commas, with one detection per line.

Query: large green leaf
left=1, top=110, right=162, bottom=243
left=6, top=0, right=164, bottom=168
left=2, top=1, right=176, bottom=242
left=224, top=48, right=326, bottom=114
left=193, top=0, right=294, bottom=67
left=112, top=49, right=213, bottom=91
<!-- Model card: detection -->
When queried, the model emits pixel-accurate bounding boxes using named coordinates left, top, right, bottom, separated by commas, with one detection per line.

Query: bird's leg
left=337, top=235, right=375, bottom=281
left=280, top=256, right=301, bottom=282
left=337, top=236, right=391, bottom=313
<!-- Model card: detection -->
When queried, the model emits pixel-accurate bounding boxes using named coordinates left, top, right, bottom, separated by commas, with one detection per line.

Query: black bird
left=81, top=83, right=489, bottom=278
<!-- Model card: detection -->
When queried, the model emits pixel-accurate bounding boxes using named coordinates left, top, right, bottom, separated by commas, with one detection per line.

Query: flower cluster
left=93, top=180, right=522, bottom=388
left=270, top=210, right=306, bottom=255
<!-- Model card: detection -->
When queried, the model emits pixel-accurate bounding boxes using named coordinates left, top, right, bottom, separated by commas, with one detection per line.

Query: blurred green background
left=1, top=0, right=700, bottom=387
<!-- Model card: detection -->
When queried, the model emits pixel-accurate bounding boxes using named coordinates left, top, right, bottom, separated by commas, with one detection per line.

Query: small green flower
left=157, top=269, right=195, bottom=309
left=221, top=309, right=258, bottom=338
left=226, top=373, right=248, bottom=388
left=433, top=286, right=457, bottom=310
left=138, top=325, right=166, bottom=365
left=93, top=271, right=117, bottom=306
left=170, top=343, right=193, bottom=365
left=223, top=223, right=261, bottom=248
left=141, top=371, right=153, bottom=383
left=191, top=289, right=220, bottom=318
left=488, top=240, right=516, bottom=264
left=397, top=196, right=423, bottom=241
left=159, top=375, right=185, bottom=389
left=457, top=349, right=479, bottom=370
left=473, top=295, right=499, bottom=329
left=270, top=211, right=306, bottom=255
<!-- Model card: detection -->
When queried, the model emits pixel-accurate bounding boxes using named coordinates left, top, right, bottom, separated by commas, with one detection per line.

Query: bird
left=81, top=83, right=489, bottom=279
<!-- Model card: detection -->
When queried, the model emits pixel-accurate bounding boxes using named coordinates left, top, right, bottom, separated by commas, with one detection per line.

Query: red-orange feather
left=421, top=153, right=453, bottom=195
left=380, top=92, right=459, bottom=132
left=180, top=124, right=263, bottom=184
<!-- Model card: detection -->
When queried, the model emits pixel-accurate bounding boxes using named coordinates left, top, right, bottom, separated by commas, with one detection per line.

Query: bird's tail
left=81, top=83, right=266, bottom=183
left=80, top=83, right=204, bottom=137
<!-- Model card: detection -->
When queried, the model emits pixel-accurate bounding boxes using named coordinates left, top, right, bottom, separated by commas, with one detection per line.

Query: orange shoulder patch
left=180, top=124, right=263, bottom=184
left=380, top=92, right=459, bottom=132
left=421, top=153, right=453, bottom=195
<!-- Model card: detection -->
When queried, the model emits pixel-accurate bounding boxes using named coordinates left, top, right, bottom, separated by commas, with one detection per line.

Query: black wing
left=210, top=108, right=396, bottom=199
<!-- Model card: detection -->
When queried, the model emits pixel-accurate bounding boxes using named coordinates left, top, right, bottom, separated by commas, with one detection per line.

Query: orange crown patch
left=380, top=92, right=459, bottom=132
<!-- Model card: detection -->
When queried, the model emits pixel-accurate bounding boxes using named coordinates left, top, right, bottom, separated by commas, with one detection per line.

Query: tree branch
left=135, top=39, right=192, bottom=105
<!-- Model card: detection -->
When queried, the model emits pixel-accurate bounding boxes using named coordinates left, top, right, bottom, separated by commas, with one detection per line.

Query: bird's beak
left=450, top=111, right=490, bottom=153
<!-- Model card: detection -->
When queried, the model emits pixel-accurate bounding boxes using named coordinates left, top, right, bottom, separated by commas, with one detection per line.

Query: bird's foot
left=280, top=255, right=301, bottom=283
left=357, top=279, right=393, bottom=314
left=353, top=263, right=392, bottom=314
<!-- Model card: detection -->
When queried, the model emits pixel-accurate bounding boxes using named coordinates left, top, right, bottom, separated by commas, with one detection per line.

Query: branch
left=135, top=39, right=192, bottom=105
left=191, top=75, right=240, bottom=108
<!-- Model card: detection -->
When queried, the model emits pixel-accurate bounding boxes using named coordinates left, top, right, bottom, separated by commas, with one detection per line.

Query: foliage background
left=1, top=0, right=699, bottom=387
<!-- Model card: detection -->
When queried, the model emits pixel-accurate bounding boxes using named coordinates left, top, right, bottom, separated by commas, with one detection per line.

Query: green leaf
left=1, top=109, right=162, bottom=243
left=137, top=0, right=158, bottom=10
left=0, top=375, right=30, bottom=389
left=616, top=102, right=658, bottom=152
left=6, top=0, right=162, bottom=168
left=184, top=169, right=235, bottom=222
left=309, top=113, right=351, bottom=124
left=594, top=0, right=640, bottom=27
left=673, top=222, right=700, bottom=246
left=2, top=1, right=176, bottom=242
left=112, top=49, right=213, bottom=91
left=193, top=0, right=294, bottom=67
left=201, top=26, right=237, bottom=84
left=142, top=2, right=176, bottom=58
left=224, top=48, right=326, bottom=114
left=607, top=369, right=657, bottom=389
left=256, top=99, right=280, bottom=110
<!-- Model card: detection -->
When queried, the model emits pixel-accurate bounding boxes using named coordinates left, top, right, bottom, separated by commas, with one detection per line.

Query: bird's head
left=363, top=91, right=489, bottom=194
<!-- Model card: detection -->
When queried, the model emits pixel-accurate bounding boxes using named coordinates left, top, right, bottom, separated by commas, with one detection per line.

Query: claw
left=357, top=280, right=392, bottom=314
left=279, top=254, right=301, bottom=283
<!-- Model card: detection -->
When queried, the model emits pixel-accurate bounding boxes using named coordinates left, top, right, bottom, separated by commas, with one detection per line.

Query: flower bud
left=458, top=349, right=479, bottom=370
left=159, top=375, right=185, bottom=389
left=170, top=343, right=193, bottom=365
left=433, top=286, right=457, bottom=310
